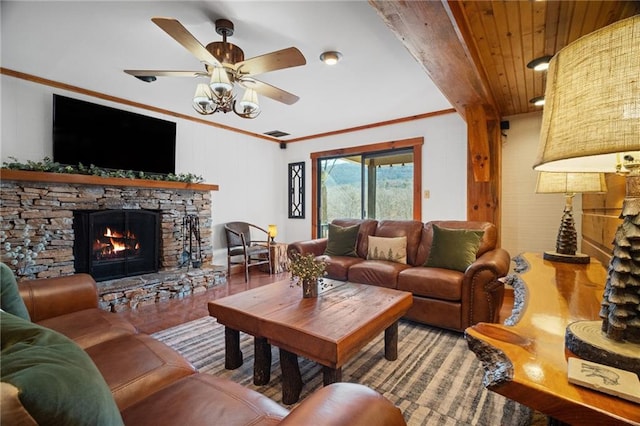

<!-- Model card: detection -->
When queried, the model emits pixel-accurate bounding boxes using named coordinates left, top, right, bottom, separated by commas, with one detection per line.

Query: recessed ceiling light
left=530, top=96, right=545, bottom=106
left=527, top=55, right=553, bottom=71
left=319, top=51, right=342, bottom=65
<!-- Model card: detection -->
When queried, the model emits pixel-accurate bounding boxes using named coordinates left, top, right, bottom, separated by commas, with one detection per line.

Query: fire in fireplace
left=93, top=226, right=141, bottom=259
left=74, top=210, right=160, bottom=281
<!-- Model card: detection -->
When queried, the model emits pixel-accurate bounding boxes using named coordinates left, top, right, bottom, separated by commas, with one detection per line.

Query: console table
left=465, top=252, right=640, bottom=426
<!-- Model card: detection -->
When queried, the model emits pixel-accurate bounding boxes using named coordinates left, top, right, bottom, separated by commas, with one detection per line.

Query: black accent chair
left=224, top=222, right=272, bottom=282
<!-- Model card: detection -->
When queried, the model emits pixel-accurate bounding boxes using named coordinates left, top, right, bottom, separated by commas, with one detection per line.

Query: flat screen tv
left=53, top=94, right=176, bottom=175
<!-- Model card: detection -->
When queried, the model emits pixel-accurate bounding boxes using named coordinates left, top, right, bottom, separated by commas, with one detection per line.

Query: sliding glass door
left=317, top=148, right=414, bottom=237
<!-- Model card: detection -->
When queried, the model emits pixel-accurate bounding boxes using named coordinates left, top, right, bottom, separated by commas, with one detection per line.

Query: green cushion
left=323, top=223, right=361, bottom=257
left=1, top=262, right=30, bottom=321
left=424, top=225, right=484, bottom=272
left=0, top=311, right=124, bottom=426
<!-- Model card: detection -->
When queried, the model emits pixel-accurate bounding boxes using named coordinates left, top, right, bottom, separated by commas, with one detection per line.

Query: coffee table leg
left=224, top=327, right=243, bottom=369
left=254, top=337, right=271, bottom=385
left=322, top=366, right=342, bottom=385
left=384, top=321, right=399, bottom=361
left=279, top=348, right=303, bottom=405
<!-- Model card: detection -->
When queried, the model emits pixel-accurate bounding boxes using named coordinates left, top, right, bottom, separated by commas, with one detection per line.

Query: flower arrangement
left=289, top=252, right=327, bottom=287
left=1, top=224, right=51, bottom=277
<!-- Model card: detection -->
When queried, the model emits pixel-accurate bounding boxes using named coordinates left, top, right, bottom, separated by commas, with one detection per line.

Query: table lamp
left=535, top=172, right=607, bottom=264
left=533, top=15, right=639, bottom=372
left=268, top=224, right=277, bottom=244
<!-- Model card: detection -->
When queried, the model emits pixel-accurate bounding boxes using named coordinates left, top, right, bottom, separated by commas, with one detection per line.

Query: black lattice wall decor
left=288, top=162, right=305, bottom=218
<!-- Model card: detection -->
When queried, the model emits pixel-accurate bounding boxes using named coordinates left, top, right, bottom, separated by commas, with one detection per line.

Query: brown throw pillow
left=424, top=225, right=484, bottom=272
left=324, top=223, right=360, bottom=257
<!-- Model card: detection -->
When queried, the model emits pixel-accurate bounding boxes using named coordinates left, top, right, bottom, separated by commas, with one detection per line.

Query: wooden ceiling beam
left=368, top=0, right=500, bottom=121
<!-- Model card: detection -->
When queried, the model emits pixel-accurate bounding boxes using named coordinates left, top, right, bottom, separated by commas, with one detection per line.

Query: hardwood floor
left=115, top=270, right=516, bottom=334
left=115, top=269, right=289, bottom=334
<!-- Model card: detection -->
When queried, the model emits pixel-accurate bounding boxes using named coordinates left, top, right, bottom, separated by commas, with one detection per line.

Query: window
left=311, top=138, right=422, bottom=237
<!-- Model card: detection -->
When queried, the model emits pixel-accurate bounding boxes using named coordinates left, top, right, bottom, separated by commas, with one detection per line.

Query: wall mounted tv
left=53, top=94, right=176, bottom=175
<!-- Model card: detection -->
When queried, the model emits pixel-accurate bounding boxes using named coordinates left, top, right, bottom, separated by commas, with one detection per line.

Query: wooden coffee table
left=208, top=278, right=412, bottom=404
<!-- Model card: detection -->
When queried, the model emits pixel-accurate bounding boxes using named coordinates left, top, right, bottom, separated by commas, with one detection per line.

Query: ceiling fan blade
left=235, top=47, right=306, bottom=77
left=241, top=79, right=300, bottom=105
left=124, top=70, right=207, bottom=78
left=151, top=17, right=222, bottom=68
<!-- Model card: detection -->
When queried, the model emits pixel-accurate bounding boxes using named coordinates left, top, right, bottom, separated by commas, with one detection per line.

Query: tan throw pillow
left=424, top=225, right=484, bottom=272
left=367, top=236, right=407, bottom=264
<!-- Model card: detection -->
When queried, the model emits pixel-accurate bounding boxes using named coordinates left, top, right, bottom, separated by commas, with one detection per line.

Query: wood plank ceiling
left=370, top=1, right=640, bottom=120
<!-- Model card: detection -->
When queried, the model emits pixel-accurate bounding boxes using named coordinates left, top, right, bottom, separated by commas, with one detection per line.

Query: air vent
left=264, top=130, right=290, bottom=138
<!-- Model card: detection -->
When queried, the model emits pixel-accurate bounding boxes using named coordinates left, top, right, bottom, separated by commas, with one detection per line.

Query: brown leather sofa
left=2, top=270, right=406, bottom=425
left=288, top=219, right=510, bottom=332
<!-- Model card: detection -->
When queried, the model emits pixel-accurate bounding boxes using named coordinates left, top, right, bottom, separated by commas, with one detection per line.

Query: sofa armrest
left=19, top=274, right=100, bottom=322
left=462, top=248, right=511, bottom=328
left=279, top=383, right=406, bottom=426
left=287, top=238, right=328, bottom=259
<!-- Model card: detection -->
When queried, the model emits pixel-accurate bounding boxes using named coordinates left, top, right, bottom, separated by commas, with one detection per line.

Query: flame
left=93, top=227, right=140, bottom=256
left=104, top=227, right=125, bottom=238
left=110, top=238, right=127, bottom=252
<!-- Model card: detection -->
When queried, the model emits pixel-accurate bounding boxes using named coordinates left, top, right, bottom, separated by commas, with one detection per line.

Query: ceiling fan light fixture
left=527, top=55, right=553, bottom=71
left=193, top=83, right=216, bottom=114
left=209, top=67, right=232, bottom=97
left=193, top=83, right=213, bottom=104
left=239, top=88, right=259, bottom=112
left=134, top=17, right=305, bottom=120
left=320, top=51, right=342, bottom=65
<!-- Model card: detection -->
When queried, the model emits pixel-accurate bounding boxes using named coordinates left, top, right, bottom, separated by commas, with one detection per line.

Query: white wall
left=282, top=112, right=469, bottom=241
left=1, top=75, right=468, bottom=263
left=501, top=112, right=583, bottom=258
left=0, top=75, right=283, bottom=264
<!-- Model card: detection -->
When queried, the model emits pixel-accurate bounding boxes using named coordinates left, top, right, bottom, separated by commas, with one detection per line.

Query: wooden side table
left=465, top=252, right=640, bottom=425
left=260, top=242, right=289, bottom=273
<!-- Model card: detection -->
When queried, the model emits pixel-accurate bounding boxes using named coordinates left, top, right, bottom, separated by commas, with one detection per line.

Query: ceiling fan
left=124, top=17, right=306, bottom=118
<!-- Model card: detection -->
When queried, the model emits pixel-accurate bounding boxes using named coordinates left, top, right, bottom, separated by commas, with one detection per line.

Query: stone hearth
left=0, top=170, right=225, bottom=311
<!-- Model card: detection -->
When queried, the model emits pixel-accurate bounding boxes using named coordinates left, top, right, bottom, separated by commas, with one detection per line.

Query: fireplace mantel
left=0, top=169, right=218, bottom=192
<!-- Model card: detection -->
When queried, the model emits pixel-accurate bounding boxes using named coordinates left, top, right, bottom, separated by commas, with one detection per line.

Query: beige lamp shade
left=239, top=88, right=260, bottom=112
left=534, top=15, right=640, bottom=172
left=209, top=67, right=232, bottom=97
left=193, top=84, right=213, bottom=105
left=535, top=172, right=607, bottom=194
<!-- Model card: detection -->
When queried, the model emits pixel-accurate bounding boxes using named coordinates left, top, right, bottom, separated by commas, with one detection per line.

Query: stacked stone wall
left=0, top=177, right=224, bottom=311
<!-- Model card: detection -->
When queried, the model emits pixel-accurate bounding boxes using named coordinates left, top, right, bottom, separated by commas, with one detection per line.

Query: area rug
left=153, top=317, right=532, bottom=426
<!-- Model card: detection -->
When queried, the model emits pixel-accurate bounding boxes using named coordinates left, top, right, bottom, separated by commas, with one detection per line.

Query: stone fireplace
left=0, top=170, right=225, bottom=311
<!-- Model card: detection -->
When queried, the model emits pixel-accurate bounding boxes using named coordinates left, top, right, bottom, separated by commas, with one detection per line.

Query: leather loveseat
left=0, top=263, right=406, bottom=425
left=288, top=219, right=510, bottom=332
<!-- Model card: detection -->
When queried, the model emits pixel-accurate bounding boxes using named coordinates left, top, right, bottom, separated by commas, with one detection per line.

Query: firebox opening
left=74, top=209, right=160, bottom=281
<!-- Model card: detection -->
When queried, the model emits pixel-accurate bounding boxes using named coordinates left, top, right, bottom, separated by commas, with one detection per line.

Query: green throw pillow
left=324, top=223, right=361, bottom=257
left=1, top=262, right=30, bottom=321
left=0, top=311, right=124, bottom=426
left=425, top=225, right=484, bottom=272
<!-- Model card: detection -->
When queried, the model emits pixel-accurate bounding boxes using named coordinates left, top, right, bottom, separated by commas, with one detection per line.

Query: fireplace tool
left=180, top=215, right=203, bottom=269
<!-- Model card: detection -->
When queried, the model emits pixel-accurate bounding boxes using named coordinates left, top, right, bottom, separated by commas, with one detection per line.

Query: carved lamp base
left=565, top=320, right=640, bottom=376
left=543, top=251, right=590, bottom=264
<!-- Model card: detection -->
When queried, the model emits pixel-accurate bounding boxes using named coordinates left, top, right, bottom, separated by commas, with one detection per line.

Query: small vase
left=302, top=279, right=319, bottom=298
